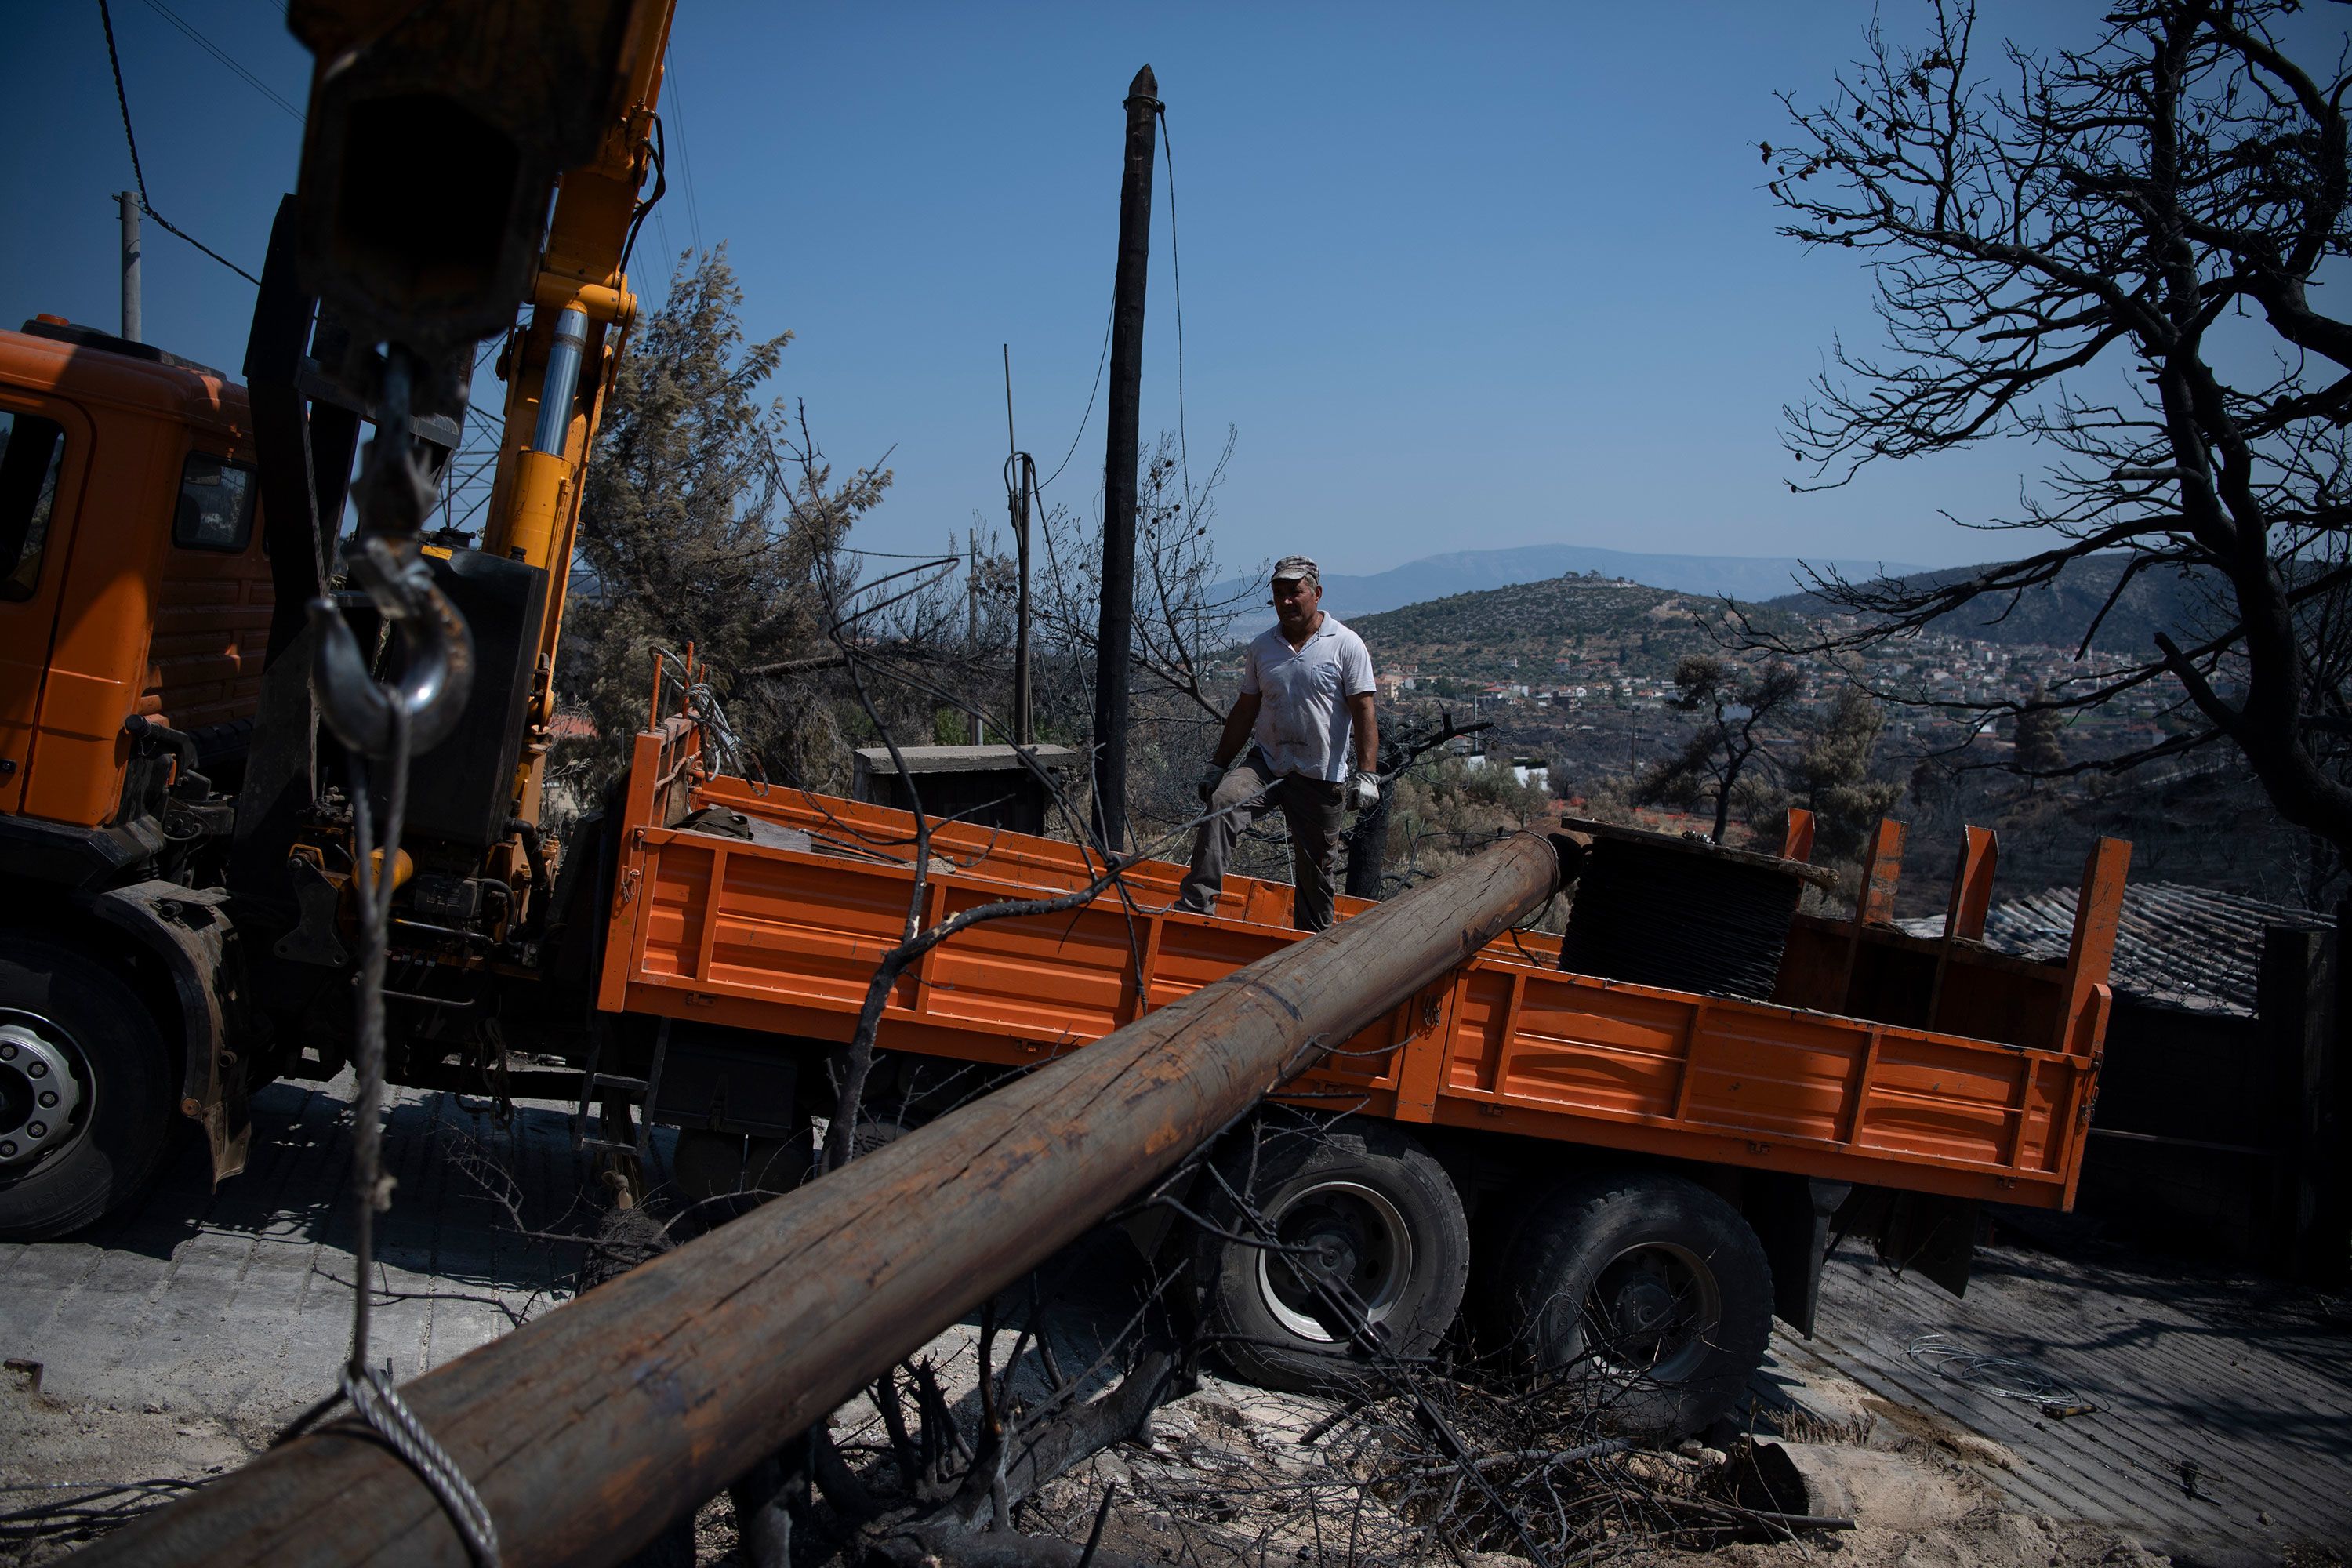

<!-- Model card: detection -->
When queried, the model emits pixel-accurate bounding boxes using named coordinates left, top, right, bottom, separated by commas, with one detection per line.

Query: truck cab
left=0, top=317, right=270, bottom=840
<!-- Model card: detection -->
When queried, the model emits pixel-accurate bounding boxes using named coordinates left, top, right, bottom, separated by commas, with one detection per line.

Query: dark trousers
left=1175, top=754, right=1346, bottom=931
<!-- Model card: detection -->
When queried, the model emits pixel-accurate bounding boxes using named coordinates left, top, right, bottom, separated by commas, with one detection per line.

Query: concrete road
left=0, top=1076, right=601, bottom=1423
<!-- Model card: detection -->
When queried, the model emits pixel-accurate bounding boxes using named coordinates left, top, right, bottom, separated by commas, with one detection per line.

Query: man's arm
left=1341, top=631, right=1379, bottom=774
left=1346, top=692, right=1378, bottom=773
left=1214, top=691, right=1261, bottom=768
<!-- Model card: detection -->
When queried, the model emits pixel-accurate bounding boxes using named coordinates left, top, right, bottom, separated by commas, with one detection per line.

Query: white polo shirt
left=1241, top=614, right=1376, bottom=782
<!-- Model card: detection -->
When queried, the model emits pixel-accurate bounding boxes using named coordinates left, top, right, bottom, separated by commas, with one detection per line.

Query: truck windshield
left=0, top=409, right=66, bottom=601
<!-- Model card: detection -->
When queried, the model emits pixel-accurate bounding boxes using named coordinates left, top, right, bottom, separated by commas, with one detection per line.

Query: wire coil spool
left=1556, top=822, right=1824, bottom=1000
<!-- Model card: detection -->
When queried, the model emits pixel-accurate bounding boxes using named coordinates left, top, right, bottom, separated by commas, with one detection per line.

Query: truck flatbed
left=597, top=720, right=2125, bottom=1211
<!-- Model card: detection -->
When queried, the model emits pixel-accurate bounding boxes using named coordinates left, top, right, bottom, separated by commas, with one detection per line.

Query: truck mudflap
left=1834, top=1185, right=1980, bottom=1300
left=85, top=881, right=250, bottom=1183
left=1748, top=1174, right=1852, bottom=1338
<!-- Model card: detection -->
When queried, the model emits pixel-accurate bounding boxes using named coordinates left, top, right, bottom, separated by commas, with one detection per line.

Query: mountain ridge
left=1221, top=543, right=1927, bottom=619
left=1762, top=552, right=2230, bottom=655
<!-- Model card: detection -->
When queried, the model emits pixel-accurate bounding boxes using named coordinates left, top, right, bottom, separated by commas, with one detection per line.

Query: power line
left=1036, top=104, right=1192, bottom=509
left=1036, top=301, right=1113, bottom=493
left=136, top=0, right=303, bottom=122
left=660, top=49, right=705, bottom=254
left=1156, top=103, right=1192, bottom=518
left=97, top=0, right=260, bottom=287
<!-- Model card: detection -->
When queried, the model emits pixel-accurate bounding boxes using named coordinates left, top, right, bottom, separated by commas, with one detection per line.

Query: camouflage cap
left=1270, top=554, right=1319, bottom=584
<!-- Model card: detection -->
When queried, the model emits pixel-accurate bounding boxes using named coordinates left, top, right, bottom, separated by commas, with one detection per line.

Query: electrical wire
left=96, top=0, right=261, bottom=287
left=1907, top=1332, right=2097, bottom=1418
left=652, top=202, right=677, bottom=270
left=616, top=114, right=670, bottom=279
left=1036, top=301, right=1114, bottom=493
left=659, top=49, right=706, bottom=254
left=1156, top=103, right=1192, bottom=518
left=835, top=544, right=972, bottom=561
left=136, top=0, right=303, bottom=122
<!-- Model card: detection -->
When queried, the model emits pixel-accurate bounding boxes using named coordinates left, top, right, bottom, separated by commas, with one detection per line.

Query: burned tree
left=1033, top=427, right=1260, bottom=846
left=1752, top=0, right=2352, bottom=863
left=1635, top=655, right=1803, bottom=843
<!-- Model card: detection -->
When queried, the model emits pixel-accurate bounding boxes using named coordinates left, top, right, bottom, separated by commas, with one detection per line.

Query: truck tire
left=0, top=936, right=176, bottom=1242
left=1499, top=1172, right=1772, bottom=1439
left=1197, top=1121, right=1469, bottom=1392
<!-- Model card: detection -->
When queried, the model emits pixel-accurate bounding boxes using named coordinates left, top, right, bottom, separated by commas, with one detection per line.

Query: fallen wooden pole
left=86, top=833, right=1566, bottom=1567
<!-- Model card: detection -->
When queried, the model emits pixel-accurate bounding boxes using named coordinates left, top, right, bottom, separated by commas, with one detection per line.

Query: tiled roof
left=1896, top=881, right=2332, bottom=1017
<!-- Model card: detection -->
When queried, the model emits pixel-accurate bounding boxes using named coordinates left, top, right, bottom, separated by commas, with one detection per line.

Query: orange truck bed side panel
left=598, top=739, right=2111, bottom=1211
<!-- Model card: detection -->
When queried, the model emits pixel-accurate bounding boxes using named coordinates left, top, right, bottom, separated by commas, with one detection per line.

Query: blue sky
left=6, top=2, right=2345, bottom=583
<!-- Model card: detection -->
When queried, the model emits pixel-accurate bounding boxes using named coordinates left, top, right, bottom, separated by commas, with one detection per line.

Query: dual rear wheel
left=1195, top=1122, right=1471, bottom=1392
left=1195, top=1121, right=1773, bottom=1439
left=1497, top=1172, right=1774, bottom=1438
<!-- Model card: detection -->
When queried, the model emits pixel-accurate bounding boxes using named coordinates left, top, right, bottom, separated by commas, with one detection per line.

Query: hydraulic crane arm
left=474, top=9, right=675, bottom=826
left=285, top=0, right=678, bottom=844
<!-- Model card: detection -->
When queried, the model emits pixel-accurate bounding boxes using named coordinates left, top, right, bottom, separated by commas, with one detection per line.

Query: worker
left=1176, top=554, right=1379, bottom=931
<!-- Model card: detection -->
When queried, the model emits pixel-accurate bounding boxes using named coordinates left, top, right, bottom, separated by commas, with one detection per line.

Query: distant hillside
left=1350, top=576, right=1753, bottom=678
left=1228, top=544, right=1926, bottom=619
left=1334, top=547, right=2237, bottom=686
left=1764, top=552, right=2231, bottom=655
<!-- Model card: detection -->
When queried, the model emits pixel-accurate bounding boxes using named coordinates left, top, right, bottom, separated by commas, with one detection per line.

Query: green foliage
left=2012, top=684, right=2067, bottom=775
left=1381, top=755, right=1551, bottom=884
left=1784, top=686, right=1904, bottom=860
left=557, top=249, right=891, bottom=798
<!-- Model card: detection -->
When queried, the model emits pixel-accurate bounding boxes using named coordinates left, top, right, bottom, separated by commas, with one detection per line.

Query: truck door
left=0, top=397, right=89, bottom=818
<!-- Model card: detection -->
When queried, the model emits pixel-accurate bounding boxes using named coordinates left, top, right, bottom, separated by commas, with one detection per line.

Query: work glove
left=1196, top=762, right=1227, bottom=804
left=1348, top=768, right=1381, bottom=812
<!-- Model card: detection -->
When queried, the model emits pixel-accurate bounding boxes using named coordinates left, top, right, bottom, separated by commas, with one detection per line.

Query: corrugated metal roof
left=1896, top=881, right=2332, bottom=1016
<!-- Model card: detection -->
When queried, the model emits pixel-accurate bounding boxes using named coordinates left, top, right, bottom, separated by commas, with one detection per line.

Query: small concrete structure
left=851, top=743, right=1080, bottom=836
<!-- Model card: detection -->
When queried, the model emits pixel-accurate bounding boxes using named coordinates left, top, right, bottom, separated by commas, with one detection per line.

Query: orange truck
left=564, top=689, right=2120, bottom=1432
left=0, top=0, right=2127, bottom=1438
left=0, top=307, right=2128, bottom=1428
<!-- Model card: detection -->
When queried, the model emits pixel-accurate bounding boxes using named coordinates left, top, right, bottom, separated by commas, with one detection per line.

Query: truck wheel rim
left=1579, top=1240, right=1722, bottom=1384
left=0, top=1013, right=92, bottom=1174
left=1256, top=1179, right=1414, bottom=1345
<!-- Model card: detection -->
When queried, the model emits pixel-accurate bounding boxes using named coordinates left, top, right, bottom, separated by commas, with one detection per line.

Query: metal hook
left=309, top=533, right=477, bottom=758
left=307, top=348, right=477, bottom=760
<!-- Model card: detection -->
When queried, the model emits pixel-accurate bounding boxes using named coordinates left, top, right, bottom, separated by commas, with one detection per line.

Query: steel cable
left=96, top=0, right=262, bottom=287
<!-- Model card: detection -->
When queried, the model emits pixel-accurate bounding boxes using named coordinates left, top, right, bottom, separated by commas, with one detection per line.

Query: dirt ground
left=5, top=1092, right=2337, bottom=1567
left=0, top=1365, right=261, bottom=1565
left=686, top=1369, right=2177, bottom=1568
left=2, top=1353, right=2187, bottom=1568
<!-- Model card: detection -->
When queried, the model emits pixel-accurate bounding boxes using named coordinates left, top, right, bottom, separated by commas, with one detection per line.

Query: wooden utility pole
left=1004, top=345, right=1033, bottom=746
left=1091, top=64, right=1158, bottom=854
left=118, top=191, right=142, bottom=343
left=968, top=528, right=985, bottom=745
